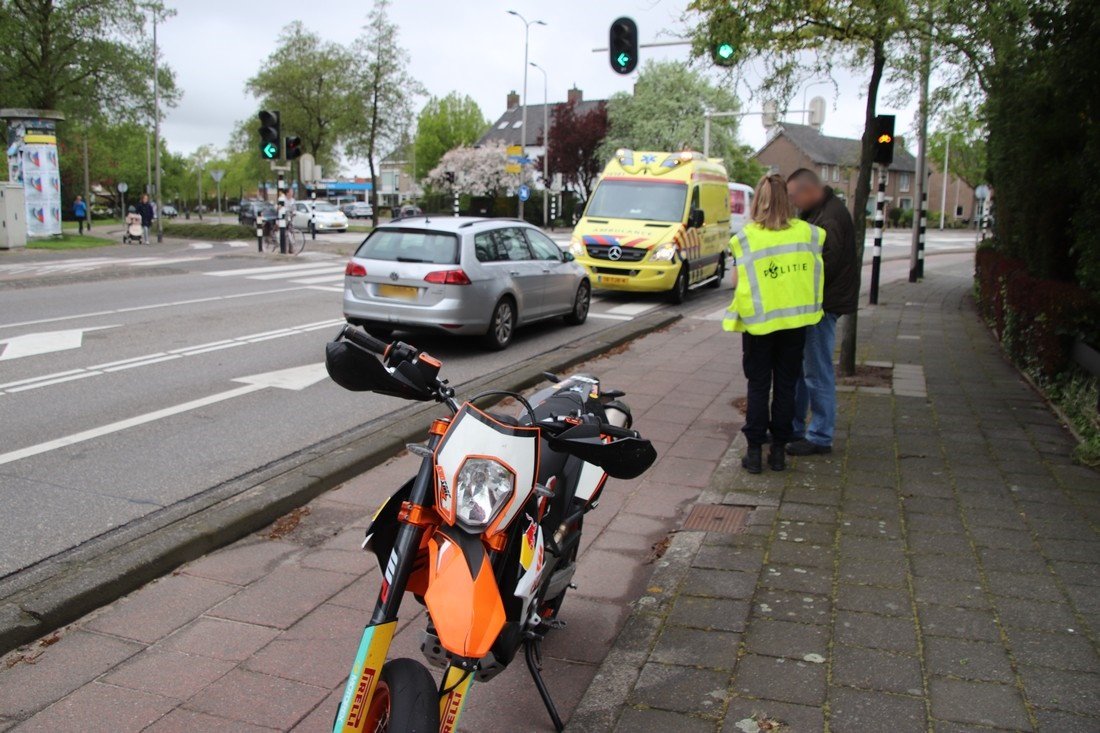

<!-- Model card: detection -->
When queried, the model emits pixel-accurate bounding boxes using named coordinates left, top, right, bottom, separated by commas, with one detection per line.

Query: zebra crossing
left=0, top=255, right=214, bottom=279
left=205, top=261, right=347, bottom=292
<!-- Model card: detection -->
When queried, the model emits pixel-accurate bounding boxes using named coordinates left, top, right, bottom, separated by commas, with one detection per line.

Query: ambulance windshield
left=585, top=180, right=687, bottom=223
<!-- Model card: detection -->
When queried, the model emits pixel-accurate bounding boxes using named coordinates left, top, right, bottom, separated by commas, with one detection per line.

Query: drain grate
left=682, top=504, right=752, bottom=534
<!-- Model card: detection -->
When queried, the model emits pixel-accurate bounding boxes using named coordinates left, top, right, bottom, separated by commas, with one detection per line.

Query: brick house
left=754, top=123, right=976, bottom=223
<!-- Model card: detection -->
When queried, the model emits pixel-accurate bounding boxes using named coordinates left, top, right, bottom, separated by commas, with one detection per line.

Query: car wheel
left=483, top=297, right=516, bottom=350
left=667, top=263, right=689, bottom=304
left=564, top=281, right=591, bottom=325
left=707, top=253, right=726, bottom=289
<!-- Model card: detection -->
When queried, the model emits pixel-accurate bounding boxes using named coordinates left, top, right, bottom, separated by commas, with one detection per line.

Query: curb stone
left=0, top=309, right=680, bottom=656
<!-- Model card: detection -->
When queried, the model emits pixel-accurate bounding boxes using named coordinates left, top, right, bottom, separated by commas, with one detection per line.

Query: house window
left=900, top=198, right=913, bottom=210
left=820, top=165, right=829, bottom=180
left=832, top=166, right=839, bottom=182
left=899, top=173, right=911, bottom=192
left=512, top=120, right=523, bottom=128
left=497, top=121, right=508, bottom=129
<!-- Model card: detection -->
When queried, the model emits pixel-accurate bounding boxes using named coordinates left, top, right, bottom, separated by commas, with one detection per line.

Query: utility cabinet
left=0, top=183, right=27, bottom=249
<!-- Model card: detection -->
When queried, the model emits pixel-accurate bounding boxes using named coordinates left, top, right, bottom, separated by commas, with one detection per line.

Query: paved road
left=0, top=239, right=726, bottom=580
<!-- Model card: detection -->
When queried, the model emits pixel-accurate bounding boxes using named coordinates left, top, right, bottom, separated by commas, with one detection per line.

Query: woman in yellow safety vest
left=723, top=174, right=825, bottom=474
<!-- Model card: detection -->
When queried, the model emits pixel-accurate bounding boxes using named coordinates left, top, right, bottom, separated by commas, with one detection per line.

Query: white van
left=729, top=182, right=755, bottom=237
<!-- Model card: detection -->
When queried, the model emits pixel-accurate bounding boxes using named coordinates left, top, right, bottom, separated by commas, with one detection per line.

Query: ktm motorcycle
left=325, top=325, right=657, bottom=732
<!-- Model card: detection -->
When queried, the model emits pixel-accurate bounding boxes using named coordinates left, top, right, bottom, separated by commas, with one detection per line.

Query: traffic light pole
left=277, top=171, right=287, bottom=255
left=869, top=166, right=887, bottom=305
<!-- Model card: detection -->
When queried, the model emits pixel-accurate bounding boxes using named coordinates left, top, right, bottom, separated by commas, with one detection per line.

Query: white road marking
left=0, top=319, right=344, bottom=395
left=206, top=263, right=337, bottom=277
left=0, top=255, right=213, bottom=277
left=292, top=273, right=346, bottom=285
left=0, top=363, right=330, bottom=466
left=0, top=326, right=117, bottom=361
left=0, top=286, right=311, bottom=331
left=605, top=302, right=656, bottom=317
left=189, top=242, right=214, bottom=250
left=227, top=241, right=250, bottom=248
left=586, top=313, right=632, bottom=321
left=248, top=265, right=339, bottom=280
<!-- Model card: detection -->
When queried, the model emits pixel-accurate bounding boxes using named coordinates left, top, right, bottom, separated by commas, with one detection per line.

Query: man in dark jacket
left=785, top=169, right=859, bottom=455
left=135, top=194, right=155, bottom=245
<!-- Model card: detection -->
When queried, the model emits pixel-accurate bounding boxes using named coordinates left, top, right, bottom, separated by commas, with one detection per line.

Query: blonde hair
left=750, top=174, right=794, bottom=230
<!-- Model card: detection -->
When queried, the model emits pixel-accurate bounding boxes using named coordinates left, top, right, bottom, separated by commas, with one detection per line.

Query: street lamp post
left=801, top=80, right=830, bottom=125
left=152, top=10, right=163, bottom=243
left=507, top=10, right=546, bottom=221
left=530, top=61, right=549, bottom=229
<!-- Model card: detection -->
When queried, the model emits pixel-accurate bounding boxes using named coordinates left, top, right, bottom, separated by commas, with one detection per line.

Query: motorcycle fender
left=424, top=525, right=506, bottom=660
left=331, top=620, right=397, bottom=733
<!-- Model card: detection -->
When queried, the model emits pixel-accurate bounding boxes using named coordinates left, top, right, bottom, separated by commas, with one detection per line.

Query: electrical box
left=0, top=183, right=27, bottom=249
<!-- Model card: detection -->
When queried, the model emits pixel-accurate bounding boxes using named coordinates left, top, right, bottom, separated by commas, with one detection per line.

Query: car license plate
left=599, top=275, right=629, bottom=285
left=378, top=284, right=418, bottom=300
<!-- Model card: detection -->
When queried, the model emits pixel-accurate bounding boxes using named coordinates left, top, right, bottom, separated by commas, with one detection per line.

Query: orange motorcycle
left=325, top=325, right=656, bottom=732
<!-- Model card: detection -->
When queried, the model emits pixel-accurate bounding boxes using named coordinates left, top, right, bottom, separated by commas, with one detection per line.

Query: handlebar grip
left=342, top=325, right=389, bottom=355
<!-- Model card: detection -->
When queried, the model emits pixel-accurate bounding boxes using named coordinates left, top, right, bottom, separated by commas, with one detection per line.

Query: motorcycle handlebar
left=342, top=325, right=389, bottom=356
left=600, top=423, right=640, bottom=440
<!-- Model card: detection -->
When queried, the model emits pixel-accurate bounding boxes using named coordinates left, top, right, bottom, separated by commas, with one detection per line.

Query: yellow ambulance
left=569, top=150, right=731, bottom=303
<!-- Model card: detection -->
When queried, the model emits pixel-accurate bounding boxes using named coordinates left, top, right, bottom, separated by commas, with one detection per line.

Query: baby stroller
left=123, top=206, right=143, bottom=244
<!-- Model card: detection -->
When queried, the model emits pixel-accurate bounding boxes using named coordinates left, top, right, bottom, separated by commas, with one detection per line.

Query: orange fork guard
left=423, top=528, right=506, bottom=660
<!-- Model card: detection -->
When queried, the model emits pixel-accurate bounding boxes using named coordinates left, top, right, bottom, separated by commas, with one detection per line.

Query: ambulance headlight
left=570, top=240, right=585, bottom=257
left=650, top=243, right=677, bottom=262
left=454, top=458, right=514, bottom=531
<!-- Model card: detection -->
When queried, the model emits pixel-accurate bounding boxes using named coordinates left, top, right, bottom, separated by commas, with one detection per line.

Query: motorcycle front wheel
left=362, top=658, right=439, bottom=733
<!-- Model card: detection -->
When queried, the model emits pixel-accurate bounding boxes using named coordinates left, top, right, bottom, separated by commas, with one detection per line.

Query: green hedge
left=160, top=223, right=255, bottom=241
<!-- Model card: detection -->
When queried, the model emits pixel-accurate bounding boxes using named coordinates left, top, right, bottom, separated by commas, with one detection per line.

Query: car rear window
left=730, top=189, right=746, bottom=215
left=355, top=228, right=459, bottom=265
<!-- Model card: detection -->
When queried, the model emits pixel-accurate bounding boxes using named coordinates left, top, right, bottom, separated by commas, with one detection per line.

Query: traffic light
left=712, top=41, right=736, bottom=66
left=873, top=114, right=895, bottom=167
left=609, top=17, right=638, bottom=75
left=285, top=135, right=303, bottom=160
left=258, top=110, right=280, bottom=160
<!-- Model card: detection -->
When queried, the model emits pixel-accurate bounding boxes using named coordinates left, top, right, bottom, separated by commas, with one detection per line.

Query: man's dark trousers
left=741, top=327, right=806, bottom=446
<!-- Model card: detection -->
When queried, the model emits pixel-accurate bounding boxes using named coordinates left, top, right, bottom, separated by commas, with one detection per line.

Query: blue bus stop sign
left=518, top=184, right=530, bottom=202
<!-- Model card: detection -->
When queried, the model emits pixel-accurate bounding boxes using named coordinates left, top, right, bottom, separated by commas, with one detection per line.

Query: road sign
left=117, top=182, right=129, bottom=193
left=975, top=184, right=990, bottom=200
left=210, top=169, right=225, bottom=182
left=518, top=184, right=531, bottom=202
left=505, top=163, right=522, bottom=174
left=507, top=145, right=522, bottom=157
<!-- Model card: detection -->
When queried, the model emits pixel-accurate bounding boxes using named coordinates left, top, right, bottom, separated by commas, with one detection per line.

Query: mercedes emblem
left=608, top=245, right=623, bottom=261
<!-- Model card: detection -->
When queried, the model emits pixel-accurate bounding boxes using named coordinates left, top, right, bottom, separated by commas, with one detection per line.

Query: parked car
left=238, top=202, right=275, bottom=227
left=291, top=201, right=348, bottom=232
left=342, top=202, right=374, bottom=219
left=392, top=204, right=423, bottom=220
left=343, top=217, right=590, bottom=350
left=161, top=205, right=178, bottom=218
left=729, top=182, right=755, bottom=236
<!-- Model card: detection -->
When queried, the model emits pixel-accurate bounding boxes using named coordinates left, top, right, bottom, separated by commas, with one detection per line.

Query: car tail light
left=345, top=262, right=367, bottom=277
left=424, top=269, right=471, bottom=285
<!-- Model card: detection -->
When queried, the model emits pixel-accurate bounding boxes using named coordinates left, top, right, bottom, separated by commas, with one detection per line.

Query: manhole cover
left=682, top=504, right=752, bottom=534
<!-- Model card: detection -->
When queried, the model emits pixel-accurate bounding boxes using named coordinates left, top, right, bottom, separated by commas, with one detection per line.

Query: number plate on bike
left=378, top=284, right=418, bottom=300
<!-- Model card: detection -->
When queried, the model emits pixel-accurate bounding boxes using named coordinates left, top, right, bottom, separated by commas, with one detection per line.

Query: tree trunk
left=838, top=39, right=887, bottom=377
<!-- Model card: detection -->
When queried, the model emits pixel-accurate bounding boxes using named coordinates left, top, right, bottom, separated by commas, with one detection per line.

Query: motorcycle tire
left=363, top=658, right=439, bottom=733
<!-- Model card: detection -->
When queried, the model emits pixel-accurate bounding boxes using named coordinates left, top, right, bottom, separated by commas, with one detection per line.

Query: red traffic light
left=285, top=136, right=303, bottom=161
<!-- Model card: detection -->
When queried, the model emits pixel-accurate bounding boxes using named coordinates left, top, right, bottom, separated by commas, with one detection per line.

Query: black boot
left=768, top=443, right=787, bottom=472
left=741, top=444, right=763, bottom=474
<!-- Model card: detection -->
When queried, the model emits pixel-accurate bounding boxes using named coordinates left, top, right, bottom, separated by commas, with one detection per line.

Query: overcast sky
left=158, top=0, right=919, bottom=171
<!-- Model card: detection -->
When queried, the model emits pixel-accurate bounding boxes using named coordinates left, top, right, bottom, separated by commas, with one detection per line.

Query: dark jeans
left=741, top=327, right=807, bottom=446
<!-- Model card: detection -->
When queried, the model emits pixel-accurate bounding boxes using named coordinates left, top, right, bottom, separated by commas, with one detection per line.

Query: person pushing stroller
left=123, top=206, right=143, bottom=245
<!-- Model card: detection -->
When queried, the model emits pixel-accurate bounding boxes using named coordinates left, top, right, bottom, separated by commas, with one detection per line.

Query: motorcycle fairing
left=424, top=524, right=507, bottom=660
left=514, top=513, right=547, bottom=623
left=331, top=620, right=397, bottom=733
left=433, top=403, right=540, bottom=537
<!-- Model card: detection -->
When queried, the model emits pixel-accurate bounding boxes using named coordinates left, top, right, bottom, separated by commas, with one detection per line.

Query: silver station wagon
left=343, top=217, right=590, bottom=349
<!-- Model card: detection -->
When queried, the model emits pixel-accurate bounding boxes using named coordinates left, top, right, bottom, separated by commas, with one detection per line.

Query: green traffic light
left=262, top=142, right=278, bottom=159
left=616, top=52, right=630, bottom=68
left=716, top=43, right=734, bottom=60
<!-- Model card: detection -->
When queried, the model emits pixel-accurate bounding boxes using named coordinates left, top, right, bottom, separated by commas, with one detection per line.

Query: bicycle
left=261, top=217, right=306, bottom=255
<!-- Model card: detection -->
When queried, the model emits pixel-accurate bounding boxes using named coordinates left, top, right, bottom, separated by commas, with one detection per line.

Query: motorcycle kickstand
left=524, top=637, right=564, bottom=732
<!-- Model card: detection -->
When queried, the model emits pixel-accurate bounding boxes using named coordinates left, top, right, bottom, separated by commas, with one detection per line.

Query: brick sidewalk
left=0, top=295, right=748, bottom=732
left=567, top=265, right=1100, bottom=732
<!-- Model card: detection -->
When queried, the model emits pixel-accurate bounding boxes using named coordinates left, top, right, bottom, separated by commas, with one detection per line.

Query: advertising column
left=6, top=117, right=62, bottom=238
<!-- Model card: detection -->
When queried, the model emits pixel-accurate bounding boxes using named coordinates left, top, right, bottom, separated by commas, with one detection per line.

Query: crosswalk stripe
left=207, top=263, right=338, bottom=277
left=606, top=303, right=656, bottom=316
left=292, top=273, right=346, bottom=284
left=248, top=266, right=341, bottom=281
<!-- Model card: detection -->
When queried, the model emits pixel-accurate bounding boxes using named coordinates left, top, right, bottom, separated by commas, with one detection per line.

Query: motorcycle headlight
left=454, top=458, right=514, bottom=531
left=569, top=240, right=585, bottom=257
left=650, top=243, right=677, bottom=262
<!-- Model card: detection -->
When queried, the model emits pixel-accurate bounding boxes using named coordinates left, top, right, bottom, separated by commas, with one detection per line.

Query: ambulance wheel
left=707, top=253, right=726, bottom=289
left=668, top=264, right=689, bottom=304
left=361, top=658, right=440, bottom=733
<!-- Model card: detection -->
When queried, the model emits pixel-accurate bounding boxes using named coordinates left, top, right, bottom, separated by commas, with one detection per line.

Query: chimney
left=567, top=86, right=583, bottom=105
left=893, top=135, right=905, bottom=151
left=506, top=91, right=520, bottom=110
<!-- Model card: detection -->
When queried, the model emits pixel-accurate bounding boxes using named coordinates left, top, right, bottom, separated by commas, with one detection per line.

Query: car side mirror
left=562, top=251, right=575, bottom=262
left=689, top=208, right=705, bottom=229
